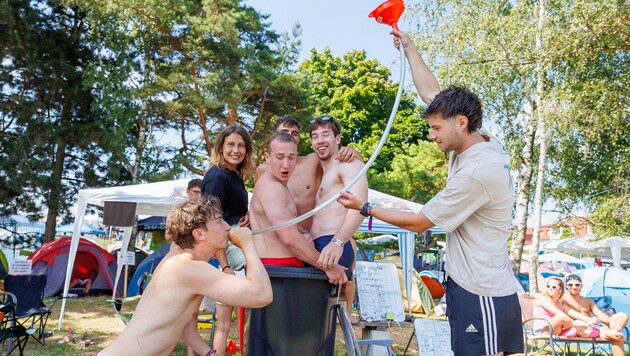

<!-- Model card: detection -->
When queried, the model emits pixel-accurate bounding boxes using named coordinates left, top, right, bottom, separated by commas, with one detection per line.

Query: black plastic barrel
left=244, top=266, right=339, bottom=356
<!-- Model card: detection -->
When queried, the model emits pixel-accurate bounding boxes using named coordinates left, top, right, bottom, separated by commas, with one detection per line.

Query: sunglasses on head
left=310, top=115, right=334, bottom=124
left=546, top=284, right=560, bottom=290
left=567, top=283, right=582, bottom=287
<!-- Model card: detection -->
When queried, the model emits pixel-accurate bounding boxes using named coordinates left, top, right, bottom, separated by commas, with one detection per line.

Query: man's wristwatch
left=360, top=202, right=374, bottom=217
left=332, top=238, right=345, bottom=247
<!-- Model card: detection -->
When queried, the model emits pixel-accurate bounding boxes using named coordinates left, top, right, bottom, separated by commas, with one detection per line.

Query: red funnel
left=368, top=0, right=405, bottom=30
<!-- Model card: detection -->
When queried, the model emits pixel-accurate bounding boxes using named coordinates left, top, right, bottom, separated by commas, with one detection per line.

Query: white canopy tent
left=58, top=180, right=440, bottom=328
left=356, top=189, right=444, bottom=317
left=538, top=251, right=593, bottom=267
left=542, top=234, right=630, bottom=268
left=58, top=179, right=189, bottom=329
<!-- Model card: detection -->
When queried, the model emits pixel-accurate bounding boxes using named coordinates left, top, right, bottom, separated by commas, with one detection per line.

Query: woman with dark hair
left=533, top=277, right=593, bottom=337
left=201, top=124, right=254, bottom=356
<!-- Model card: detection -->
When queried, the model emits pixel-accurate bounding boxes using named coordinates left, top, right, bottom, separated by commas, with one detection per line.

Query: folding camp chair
left=519, top=292, right=630, bottom=356
left=333, top=304, right=395, bottom=356
left=0, top=292, right=36, bottom=355
left=3, top=274, right=67, bottom=345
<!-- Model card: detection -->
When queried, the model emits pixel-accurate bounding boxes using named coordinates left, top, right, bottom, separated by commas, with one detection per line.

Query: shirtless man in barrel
left=250, top=132, right=347, bottom=284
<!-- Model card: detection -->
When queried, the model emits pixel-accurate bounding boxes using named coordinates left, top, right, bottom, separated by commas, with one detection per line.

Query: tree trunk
left=43, top=129, right=68, bottom=243
left=132, top=49, right=151, bottom=184
left=529, top=0, right=548, bottom=293
left=510, top=115, right=536, bottom=274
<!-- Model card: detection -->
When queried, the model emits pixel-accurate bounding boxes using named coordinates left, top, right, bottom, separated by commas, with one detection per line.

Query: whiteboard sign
left=415, top=318, right=453, bottom=356
left=355, top=261, right=405, bottom=322
left=118, top=251, right=136, bottom=266
left=9, top=259, right=32, bottom=275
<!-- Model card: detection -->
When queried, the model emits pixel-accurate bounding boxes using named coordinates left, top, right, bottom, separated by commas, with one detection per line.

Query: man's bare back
left=104, top=251, right=208, bottom=355
left=100, top=199, right=272, bottom=356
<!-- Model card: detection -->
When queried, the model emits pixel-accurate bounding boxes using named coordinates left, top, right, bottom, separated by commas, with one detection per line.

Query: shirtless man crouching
left=99, top=197, right=272, bottom=356
left=250, top=132, right=347, bottom=284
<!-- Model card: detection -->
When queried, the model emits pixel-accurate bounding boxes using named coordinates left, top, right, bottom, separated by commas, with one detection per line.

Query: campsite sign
left=355, top=261, right=405, bottom=322
left=119, top=251, right=136, bottom=266
left=414, top=318, right=453, bottom=356
left=9, top=259, right=32, bottom=275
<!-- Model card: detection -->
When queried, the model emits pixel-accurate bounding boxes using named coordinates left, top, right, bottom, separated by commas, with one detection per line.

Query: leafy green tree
left=369, top=140, right=447, bottom=204
left=1, top=0, right=111, bottom=241
left=85, top=0, right=309, bottom=175
left=298, top=48, right=429, bottom=173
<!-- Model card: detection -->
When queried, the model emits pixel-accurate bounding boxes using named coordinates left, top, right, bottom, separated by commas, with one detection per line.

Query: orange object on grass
left=421, top=275, right=445, bottom=299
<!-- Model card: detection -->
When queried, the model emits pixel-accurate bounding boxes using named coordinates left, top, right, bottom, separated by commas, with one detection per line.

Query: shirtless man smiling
left=308, top=115, right=368, bottom=270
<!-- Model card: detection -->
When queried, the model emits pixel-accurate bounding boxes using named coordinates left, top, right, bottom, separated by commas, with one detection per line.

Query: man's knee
left=612, top=311, right=628, bottom=324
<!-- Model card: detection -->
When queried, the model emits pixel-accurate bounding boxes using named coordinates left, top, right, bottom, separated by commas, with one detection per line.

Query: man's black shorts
left=445, top=278, right=523, bottom=355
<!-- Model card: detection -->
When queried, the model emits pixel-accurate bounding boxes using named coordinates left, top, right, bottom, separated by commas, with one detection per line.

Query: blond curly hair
left=166, top=197, right=224, bottom=249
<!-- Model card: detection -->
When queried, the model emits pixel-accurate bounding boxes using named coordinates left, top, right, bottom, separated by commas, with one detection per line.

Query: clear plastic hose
left=252, top=45, right=407, bottom=235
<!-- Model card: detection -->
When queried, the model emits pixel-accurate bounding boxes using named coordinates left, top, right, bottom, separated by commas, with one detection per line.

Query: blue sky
left=245, top=0, right=403, bottom=68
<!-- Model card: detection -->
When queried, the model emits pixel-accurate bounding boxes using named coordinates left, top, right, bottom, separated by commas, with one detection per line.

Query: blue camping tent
left=127, top=244, right=171, bottom=296
left=578, top=267, right=630, bottom=322
left=56, top=222, right=106, bottom=236
left=127, top=244, right=221, bottom=296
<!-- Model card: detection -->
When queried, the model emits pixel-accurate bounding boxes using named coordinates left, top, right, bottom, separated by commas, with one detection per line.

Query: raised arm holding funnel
left=338, top=86, right=523, bottom=355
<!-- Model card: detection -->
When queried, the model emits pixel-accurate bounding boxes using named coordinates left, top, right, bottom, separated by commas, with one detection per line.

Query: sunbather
left=563, top=274, right=628, bottom=356
left=533, top=277, right=593, bottom=337
left=98, top=197, right=272, bottom=356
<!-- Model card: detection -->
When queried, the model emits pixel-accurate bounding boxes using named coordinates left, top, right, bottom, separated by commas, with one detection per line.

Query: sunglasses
left=567, top=283, right=582, bottom=287
left=546, top=284, right=560, bottom=290
left=310, top=115, right=334, bottom=124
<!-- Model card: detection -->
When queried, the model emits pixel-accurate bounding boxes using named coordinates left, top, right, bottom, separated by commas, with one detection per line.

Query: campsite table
left=357, top=320, right=413, bottom=356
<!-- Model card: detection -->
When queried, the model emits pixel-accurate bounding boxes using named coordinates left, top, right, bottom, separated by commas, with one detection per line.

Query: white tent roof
left=77, top=178, right=190, bottom=216
left=542, top=234, right=630, bottom=268
left=537, top=251, right=593, bottom=267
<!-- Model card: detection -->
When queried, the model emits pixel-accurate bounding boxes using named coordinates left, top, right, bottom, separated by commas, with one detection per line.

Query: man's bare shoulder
left=297, top=152, right=319, bottom=166
left=254, top=173, right=291, bottom=199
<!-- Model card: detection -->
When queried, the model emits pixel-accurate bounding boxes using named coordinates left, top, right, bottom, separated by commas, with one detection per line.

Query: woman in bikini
left=533, top=276, right=594, bottom=337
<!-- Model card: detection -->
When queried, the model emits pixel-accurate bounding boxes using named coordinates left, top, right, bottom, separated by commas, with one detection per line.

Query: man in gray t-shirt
left=338, top=80, right=522, bottom=353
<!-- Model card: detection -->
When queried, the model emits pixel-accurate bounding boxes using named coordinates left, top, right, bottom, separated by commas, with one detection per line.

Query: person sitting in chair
left=533, top=277, right=593, bottom=337
left=69, top=269, right=98, bottom=294
left=563, top=274, right=628, bottom=356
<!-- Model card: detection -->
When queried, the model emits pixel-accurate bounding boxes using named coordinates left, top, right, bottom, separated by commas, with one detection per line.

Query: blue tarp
left=56, top=222, right=106, bottom=236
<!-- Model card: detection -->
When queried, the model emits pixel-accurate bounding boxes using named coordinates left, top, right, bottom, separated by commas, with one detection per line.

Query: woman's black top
left=201, top=166, right=248, bottom=226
